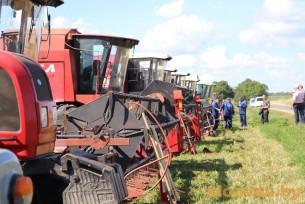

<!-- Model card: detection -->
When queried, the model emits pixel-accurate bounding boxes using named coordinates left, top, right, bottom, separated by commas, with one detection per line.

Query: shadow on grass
left=171, top=158, right=242, bottom=203
left=197, top=136, right=244, bottom=153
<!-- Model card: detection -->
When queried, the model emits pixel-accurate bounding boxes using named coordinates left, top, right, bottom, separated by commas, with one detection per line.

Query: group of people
left=292, top=84, right=305, bottom=124
left=210, top=94, right=270, bottom=135
left=211, top=97, right=236, bottom=133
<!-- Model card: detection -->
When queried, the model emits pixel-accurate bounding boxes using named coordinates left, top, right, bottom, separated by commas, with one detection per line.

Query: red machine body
left=0, top=51, right=56, bottom=159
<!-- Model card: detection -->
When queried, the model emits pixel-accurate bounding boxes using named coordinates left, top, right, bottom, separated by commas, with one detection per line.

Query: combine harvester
left=37, top=29, right=181, bottom=203
left=196, top=82, right=217, bottom=136
left=127, top=56, right=207, bottom=154
left=1, top=3, right=180, bottom=204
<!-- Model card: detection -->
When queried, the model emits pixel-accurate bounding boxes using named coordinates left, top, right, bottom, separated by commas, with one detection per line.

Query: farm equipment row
left=0, top=1, right=216, bottom=203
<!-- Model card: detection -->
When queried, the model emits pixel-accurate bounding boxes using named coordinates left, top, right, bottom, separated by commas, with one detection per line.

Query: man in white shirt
left=292, top=85, right=304, bottom=124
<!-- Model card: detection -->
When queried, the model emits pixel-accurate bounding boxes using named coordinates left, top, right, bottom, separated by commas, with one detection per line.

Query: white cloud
left=199, top=46, right=228, bottom=69
left=167, top=54, right=197, bottom=70
left=140, top=15, right=213, bottom=55
left=52, top=17, right=101, bottom=34
left=297, top=53, right=305, bottom=62
left=239, top=0, right=305, bottom=48
left=263, top=0, right=294, bottom=17
left=52, top=16, right=70, bottom=28
left=232, top=51, right=290, bottom=69
left=154, top=0, right=184, bottom=18
left=239, top=29, right=264, bottom=46
left=71, top=18, right=91, bottom=33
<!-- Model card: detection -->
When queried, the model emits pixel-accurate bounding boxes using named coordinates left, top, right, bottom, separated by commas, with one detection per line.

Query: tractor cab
left=126, top=55, right=172, bottom=94
left=184, top=75, right=200, bottom=93
left=171, top=71, right=190, bottom=87
left=0, top=0, right=63, bottom=60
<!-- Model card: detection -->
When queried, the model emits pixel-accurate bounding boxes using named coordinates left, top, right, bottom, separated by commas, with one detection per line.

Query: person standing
left=298, top=85, right=305, bottom=118
left=260, top=94, right=270, bottom=124
left=237, top=96, right=247, bottom=128
left=292, top=85, right=305, bottom=124
left=211, top=98, right=221, bottom=135
left=221, top=98, right=235, bottom=129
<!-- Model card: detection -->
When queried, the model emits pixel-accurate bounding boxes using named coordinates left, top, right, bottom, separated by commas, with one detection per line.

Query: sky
left=18, top=1, right=305, bottom=92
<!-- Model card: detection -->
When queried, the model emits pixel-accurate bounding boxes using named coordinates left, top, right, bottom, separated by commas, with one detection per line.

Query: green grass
left=130, top=108, right=305, bottom=203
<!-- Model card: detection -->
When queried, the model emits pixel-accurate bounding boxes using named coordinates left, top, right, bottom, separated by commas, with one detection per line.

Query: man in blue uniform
left=237, top=96, right=247, bottom=128
left=221, top=98, right=235, bottom=129
left=211, top=98, right=220, bottom=135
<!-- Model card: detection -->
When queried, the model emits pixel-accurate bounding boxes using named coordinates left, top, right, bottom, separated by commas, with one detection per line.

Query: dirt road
left=270, top=102, right=293, bottom=115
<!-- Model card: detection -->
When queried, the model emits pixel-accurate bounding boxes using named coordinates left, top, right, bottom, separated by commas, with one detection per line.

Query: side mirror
left=92, top=60, right=101, bottom=75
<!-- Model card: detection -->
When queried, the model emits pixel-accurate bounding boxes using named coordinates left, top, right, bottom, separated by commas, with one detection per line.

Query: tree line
left=212, top=78, right=268, bottom=102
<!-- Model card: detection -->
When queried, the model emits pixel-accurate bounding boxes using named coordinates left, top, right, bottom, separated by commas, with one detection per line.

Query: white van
left=249, top=98, right=256, bottom=107
left=253, top=97, right=264, bottom=107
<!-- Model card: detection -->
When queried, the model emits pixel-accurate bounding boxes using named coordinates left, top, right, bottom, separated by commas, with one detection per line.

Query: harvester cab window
left=1, top=3, right=48, bottom=61
left=138, top=60, right=151, bottom=87
left=77, top=38, right=108, bottom=93
left=103, top=45, right=128, bottom=92
left=156, top=59, right=165, bottom=81
left=151, top=59, right=157, bottom=81
left=77, top=37, right=130, bottom=94
left=196, top=84, right=208, bottom=99
left=126, top=59, right=145, bottom=92
left=0, top=68, right=20, bottom=131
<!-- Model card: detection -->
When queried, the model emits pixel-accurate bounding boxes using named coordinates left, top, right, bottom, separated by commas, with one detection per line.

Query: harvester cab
left=164, top=67, right=177, bottom=83
left=126, top=54, right=172, bottom=94
left=39, top=29, right=139, bottom=105
left=171, top=71, right=190, bottom=87
left=1, top=0, right=63, bottom=59
left=196, top=83, right=216, bottom=136
left=184, top=75, right=200, bottom=93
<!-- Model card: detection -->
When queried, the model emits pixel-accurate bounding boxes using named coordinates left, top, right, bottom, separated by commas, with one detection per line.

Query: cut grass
left=130, top=108, right=305, bottom=204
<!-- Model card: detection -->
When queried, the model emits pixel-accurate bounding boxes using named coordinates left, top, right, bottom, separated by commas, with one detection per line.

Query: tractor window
left=0, top=68, right=20, bottom=131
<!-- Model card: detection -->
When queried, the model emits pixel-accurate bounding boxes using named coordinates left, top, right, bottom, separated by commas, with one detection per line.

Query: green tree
left=234, top=78, right=268, bottom=100
left=213, top=80, right=234, bottom=101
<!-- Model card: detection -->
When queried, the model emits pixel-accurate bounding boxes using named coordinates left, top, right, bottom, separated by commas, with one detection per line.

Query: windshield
left=188, top=81, right=197, bottom=92
left=196, top=84, right=208, bottom=99
left=0, top=1, right=47, bottom=61
left=163, top=70, right=173, bottom=83
left=76, top=37, right=130, bottom=94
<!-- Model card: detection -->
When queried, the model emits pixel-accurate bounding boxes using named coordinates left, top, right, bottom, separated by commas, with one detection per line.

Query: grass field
left=131, top=108, right=305, bottom=204
left=269, top=94, right=292, bottom=105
